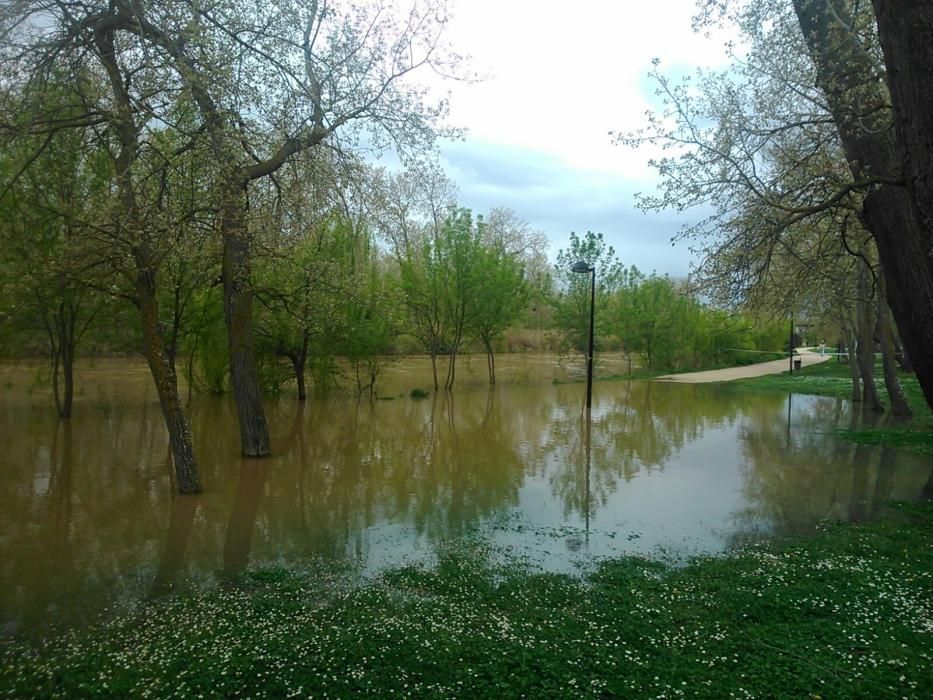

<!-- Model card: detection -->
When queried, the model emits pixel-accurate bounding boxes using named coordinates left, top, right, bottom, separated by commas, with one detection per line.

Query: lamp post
left=572, top=261, right=595, bottom=411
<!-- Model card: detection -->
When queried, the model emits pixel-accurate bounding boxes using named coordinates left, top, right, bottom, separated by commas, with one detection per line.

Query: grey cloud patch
left=443, top=140, right=573, bottom=189
left=440, top=139, right=698, bottom=277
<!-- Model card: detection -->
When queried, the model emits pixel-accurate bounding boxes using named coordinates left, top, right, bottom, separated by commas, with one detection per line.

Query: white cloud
left=444, top=0, right=735, bottom=177
left=433, top=0, right=735, bottom=276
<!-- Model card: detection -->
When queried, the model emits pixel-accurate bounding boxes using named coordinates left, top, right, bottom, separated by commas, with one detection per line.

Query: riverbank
left=2, top=502, right=930, bottom=699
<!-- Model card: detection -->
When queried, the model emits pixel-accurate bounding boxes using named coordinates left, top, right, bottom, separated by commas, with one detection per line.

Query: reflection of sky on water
left=1, top=359, right=931, bottom=636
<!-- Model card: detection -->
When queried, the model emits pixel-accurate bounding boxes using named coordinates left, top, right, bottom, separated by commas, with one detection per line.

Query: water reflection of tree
left=542, top=381, right=771, bottom=521
left=8, top=376, right=930, bottom=638
left=733, top=395, right=933, bottom=540
left=246, top=388, right=529, bottom=566
left=0, top=403, right=178, bottom=636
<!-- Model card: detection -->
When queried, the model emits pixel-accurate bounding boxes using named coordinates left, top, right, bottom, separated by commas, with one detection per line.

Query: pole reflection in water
left=584, top=408, right=592, bottom=542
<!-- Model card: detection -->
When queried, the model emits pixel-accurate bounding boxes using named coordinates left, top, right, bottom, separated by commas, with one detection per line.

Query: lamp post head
left=572, top=261, right=593, bottom=274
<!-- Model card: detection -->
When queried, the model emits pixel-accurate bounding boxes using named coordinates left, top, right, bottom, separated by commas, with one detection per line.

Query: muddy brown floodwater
left=1, top=355, right=930, bottom=638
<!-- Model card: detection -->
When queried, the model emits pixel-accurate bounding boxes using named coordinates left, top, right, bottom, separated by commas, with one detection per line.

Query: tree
left=398, top=208, right=484, bottom=390
left=633, top=0, right=933, bottom=410
left=468, top=235, right=527, bottom=384
left=255, top=211, right=362, bottom=401
left=398, top=231, right=453, bottom=391
left=553, top=231, right=625, bottom=352
left=0, top=8, right=204, bottom=492
left=0, top=102, right=111, bottom=417
left=96, top=0, right=464, bottom=456
left=787, top=0, right=933, bottom=410
left=340, top=254, right=400, bottom=396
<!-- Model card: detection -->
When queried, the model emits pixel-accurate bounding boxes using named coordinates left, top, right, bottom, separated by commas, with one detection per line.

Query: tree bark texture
left=856, top=264, right=883, bottom=412
left=793, top=0, right=933, bottom=412
left=484, top=339, right=496, bottom=385
left=222, top=185, right=271, bottom=457
left=877, top=293, right=912, bottom=416
left=136, top=253, right=202, bottom=494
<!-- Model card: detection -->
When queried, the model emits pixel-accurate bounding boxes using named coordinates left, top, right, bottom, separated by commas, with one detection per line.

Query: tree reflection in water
left=1, top=367, right=931, bottom=637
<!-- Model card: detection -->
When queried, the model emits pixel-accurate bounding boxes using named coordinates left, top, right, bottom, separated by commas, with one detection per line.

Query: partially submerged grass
left=2, top=504, right=931, bottom=699
left=733, top=359, right=933, bottom=455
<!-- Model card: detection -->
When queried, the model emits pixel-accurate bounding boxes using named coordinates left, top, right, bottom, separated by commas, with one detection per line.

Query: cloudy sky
left=436, top=0, right=736, bottom=277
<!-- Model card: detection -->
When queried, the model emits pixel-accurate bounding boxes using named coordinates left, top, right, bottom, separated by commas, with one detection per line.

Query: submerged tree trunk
left=222, top=184, right=271, bottom=457
left=45, top=302, right=77, bottom=419
left=430, top=350, right=439, bottom=391
left=484, top=338, right=496, bottom=385
left=94, top=24, right=201, bottom=494
left=877, top=293, right=912, bottom=416
left=846, top=332, right=862, bottom=402
left=793, top=0, right=933, bottom=413
left=291, top=353, right=307, bottom=401
left=60, top=341, right=74, bottom=418
left=445, top=351, right=457, bottom=390
left=136, top=253, right=202, bottom=494
left=856, top=265, right=884, bottom=412
left=368, top=359, right=379, bottom=397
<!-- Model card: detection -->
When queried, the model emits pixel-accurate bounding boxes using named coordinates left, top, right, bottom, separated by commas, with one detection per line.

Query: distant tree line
left=551, top=231, right=788, bottom=374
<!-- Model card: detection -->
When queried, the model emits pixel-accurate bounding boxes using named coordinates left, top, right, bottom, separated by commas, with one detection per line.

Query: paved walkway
left=654, top=348, right=832, bottom=383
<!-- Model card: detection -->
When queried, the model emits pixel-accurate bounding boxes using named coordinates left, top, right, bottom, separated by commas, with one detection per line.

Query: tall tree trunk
left=222, top=184, right=270, bottom=457
left=871, top=1, right=933, bottom=242
left=793, top=0, right=933, bottom=413
left=136, top=258, right=202, bottom=494
left=856, top=265, right=884, bottom=412
left=45, top=306, right=73, bottom=418
left=845, top=331, right=862, bottom=402
left=877, top=292, right=912, bottom=416
left=59, top=303, right=76, bottom=418
left=94, top=23, right=201, bottom=494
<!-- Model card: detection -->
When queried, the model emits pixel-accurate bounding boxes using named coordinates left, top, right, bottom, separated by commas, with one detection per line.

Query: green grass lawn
left=2, top=503, right=931, bottom=699
left=732, top=358, right=933, bottom=455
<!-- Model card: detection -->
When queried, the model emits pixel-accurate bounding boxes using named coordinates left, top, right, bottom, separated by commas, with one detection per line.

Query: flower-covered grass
left=2, top=503, right=931, bottom=699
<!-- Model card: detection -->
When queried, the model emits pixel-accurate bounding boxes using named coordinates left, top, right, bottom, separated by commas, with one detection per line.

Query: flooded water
left=1, top=356, right=930, bottom=638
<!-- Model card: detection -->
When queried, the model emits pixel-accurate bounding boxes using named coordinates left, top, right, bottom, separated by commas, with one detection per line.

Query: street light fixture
left=572, top=261, right=595, bottom=411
